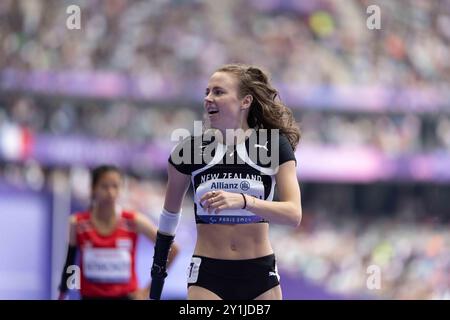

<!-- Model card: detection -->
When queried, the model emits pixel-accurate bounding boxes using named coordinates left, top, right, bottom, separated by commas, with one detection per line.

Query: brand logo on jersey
left=254, top=141, right=269, bottom=151
left=211, top=182, right=238, bottom=189
left=240, top=181, right=250, bottom=191
left=198, top=144, right=207, bottom=156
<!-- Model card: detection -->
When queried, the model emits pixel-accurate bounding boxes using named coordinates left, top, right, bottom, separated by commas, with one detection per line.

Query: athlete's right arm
left=58, top=215, right=77, bottom=300
left=149, top=162, right=190, bottom=300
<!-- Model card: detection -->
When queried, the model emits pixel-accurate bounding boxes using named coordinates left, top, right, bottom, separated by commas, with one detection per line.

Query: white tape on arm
left=158, top=208, right=181, bottom=236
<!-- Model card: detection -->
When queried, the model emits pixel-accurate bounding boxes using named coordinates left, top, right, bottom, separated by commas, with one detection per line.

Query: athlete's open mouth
left=208, top=110, right=219, bottom=115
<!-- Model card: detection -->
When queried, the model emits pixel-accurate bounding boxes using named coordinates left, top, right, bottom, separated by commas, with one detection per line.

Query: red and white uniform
left=75, top=210, right=138, bottom=298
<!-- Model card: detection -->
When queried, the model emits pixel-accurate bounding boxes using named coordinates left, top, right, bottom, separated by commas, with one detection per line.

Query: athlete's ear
left=241, top=94, right=253, bottom=110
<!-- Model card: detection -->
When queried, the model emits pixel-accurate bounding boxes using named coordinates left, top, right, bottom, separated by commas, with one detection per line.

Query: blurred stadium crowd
left=0, top=0, right=449, bottom=300
left=272, top=211, right=450, bottom=299
left=1, top=0, right=450, bottom=87
left=1, top=96, right=450, bottom=153
left=272, top=182, right=450, bottom=300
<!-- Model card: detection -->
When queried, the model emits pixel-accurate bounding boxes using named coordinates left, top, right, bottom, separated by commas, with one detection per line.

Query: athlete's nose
left=204, top=90, right=215, bottom=103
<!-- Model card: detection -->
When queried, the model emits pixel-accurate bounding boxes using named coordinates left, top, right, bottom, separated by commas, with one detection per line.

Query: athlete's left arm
left=202, top=160, right=302, bottom=227
left=253, top=160, right=302, bottom=226
left=133, top=212, right=180, bottom=299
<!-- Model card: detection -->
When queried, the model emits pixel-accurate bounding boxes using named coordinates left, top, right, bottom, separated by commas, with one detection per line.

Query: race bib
left=187, top=257, right=202, bottom=284
left=195, top=179, right=265, bottom=224
left=82, top=248, right=131, bottom=283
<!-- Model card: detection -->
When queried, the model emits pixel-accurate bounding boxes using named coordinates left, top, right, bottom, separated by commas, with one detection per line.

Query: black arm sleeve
left=58, top=245, right=77, bottom=293
left=149, top=232, right=175, bottom=300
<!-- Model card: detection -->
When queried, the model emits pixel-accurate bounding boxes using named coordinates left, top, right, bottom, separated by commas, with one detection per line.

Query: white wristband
left=158, top=208, right=181, bottom=236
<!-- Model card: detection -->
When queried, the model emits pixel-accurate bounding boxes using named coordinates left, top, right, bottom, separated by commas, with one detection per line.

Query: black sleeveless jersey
left=168, top=130, right=296, bottom=224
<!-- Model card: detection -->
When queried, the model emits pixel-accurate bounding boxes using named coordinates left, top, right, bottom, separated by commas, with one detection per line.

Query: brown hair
left=215, top=64, right=301, bottom=150
left=91, top=165, right=122, bottom=190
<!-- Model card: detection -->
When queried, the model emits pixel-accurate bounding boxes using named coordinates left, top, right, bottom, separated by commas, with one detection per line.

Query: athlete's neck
left=92, top=204, right=116, bottom=223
